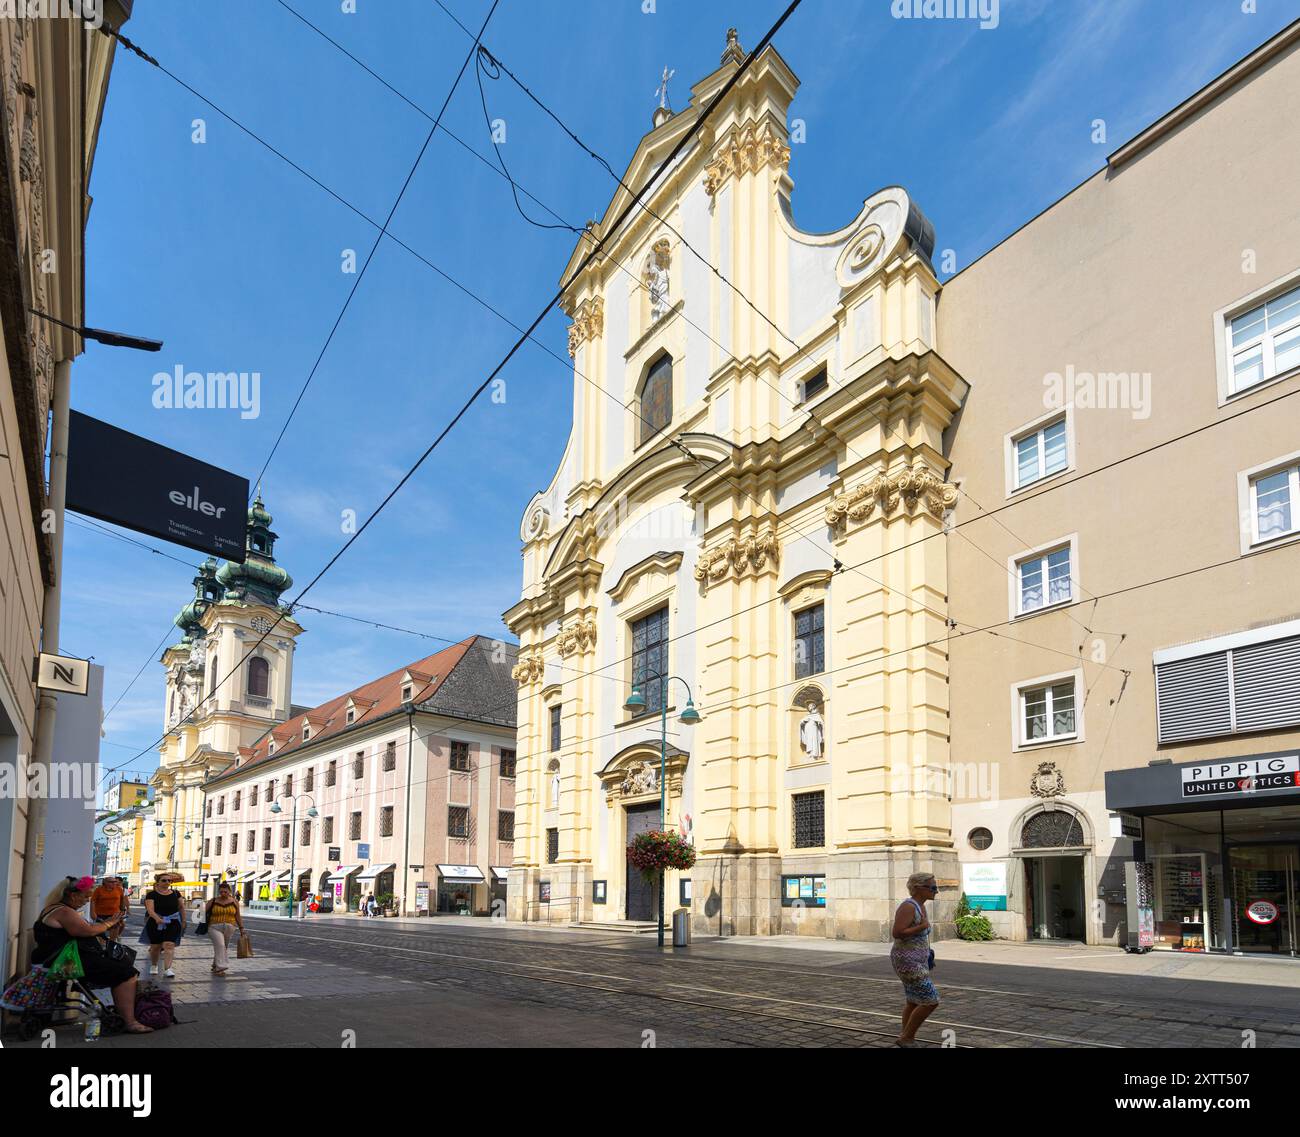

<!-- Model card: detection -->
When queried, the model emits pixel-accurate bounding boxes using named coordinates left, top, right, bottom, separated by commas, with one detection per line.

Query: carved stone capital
left=826, top=465, right=957, bottom=531
left=694, top=530, right=781, bottom=587
left=566, top=295, right=604, bottom=357
left=703, top=121, right=791, bottom=197
left=556, top=619, right=597, bottom=657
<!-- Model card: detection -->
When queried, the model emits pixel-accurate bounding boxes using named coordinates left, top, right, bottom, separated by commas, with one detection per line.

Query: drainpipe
left=17, top=359, right=72, bottom=966
left=401, top=704, right=415, bottom=916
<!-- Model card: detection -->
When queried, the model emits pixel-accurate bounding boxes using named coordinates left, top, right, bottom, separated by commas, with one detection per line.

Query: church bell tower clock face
left=251, top=616, right=274, bottom=634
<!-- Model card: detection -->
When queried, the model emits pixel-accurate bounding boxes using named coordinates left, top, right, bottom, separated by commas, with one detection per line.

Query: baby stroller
left=2, top=966, right=124, bottom=1041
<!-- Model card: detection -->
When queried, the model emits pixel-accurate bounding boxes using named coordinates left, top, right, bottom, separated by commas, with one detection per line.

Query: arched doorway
left=1018, top=807, right=1088, bottom=941
left=317, top=870, right=334, bottom=912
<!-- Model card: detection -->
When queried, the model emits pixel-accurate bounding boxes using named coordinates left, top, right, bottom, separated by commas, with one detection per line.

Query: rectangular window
left=230, top=833, right=238, bottom=855
left=206, top=799, right=212, bottom=819
left=630, top=606, right=669, bottom=715
left=233, top=790, right=241, bottom=810
left=498, top=811, right=515, bottom=841
left=300, top=820, right=311, bottom=847
left=801, top=366, right=828, bottom=400
left=263, top=827, right=271, bottom=850
left=402, top=684, right=413, bottom=702
left=280, top=824, right=290, bottom=848
left=1228, top=282, right=1300, bottom=394
left=284, top=774, right=292, bottom=797
left=1013, top=416, right=1068, bottom=489
left=1250, top=463, right=1299, bottom=544
left=217, top=796, right=224, bottom=815
left=546, top=827, right=559, bottom=864
left=268, top=779, right=276, bottom=801
left=384, top=740, right=397, bottom=771
left=448, top=806, right=469, bottom=838
left=353, top=752, right=364, bottom=779
left=792, top=791, right=825, bottom=849
left=550, top=705, right=562, bottom=750
left=204, top=839, right=210, bottom=857
left=500, top=749, right=516, bottom=779
left=380, top=806, right=394, bottom=837
left=251, top=785, right=258, bottom=807
left=1155, top=625, right=1300, bottom=743
left=326, top=761, right=336, bottom=787
left=450, top=740, right=471, bottom=772
left=248, top=830, right=255, bottom=852
left=1020, top=679, right=1078, bottom=744
left=794, top=603, right=825, bottom=678
left=349, top=812, right=362, bottom=840
left=323, top=816, right=334, bottom=843
left=1016, top=544, right=1073, bottom=614
left=215, top=836, right=222, bottom=855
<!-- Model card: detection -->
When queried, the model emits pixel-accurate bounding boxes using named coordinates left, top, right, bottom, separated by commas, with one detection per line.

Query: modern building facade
left=939, top=22, right=1300, bottom=951
left=508, top=22, right=1300, bottom=950
left=0, top=3, right=132, bottom=976
left=507, top=31, right=963, bottom=940
left=197, top=637, right=517, bottom=916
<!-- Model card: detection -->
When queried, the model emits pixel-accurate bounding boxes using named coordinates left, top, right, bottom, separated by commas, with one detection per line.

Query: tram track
left=252, top=922, right=1116, bottom=1048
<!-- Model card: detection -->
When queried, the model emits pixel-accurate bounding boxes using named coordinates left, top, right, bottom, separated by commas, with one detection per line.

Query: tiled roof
left=229, top=635, right=516, bottom=777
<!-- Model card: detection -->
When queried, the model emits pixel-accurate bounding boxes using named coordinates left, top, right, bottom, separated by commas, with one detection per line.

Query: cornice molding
left=826, top=464, right=957, bottom=532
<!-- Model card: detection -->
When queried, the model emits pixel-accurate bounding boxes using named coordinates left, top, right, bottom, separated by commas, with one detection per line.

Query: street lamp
left=623, top=674, right=701, bottom=947
left=271, top=794, right=318, bottom=917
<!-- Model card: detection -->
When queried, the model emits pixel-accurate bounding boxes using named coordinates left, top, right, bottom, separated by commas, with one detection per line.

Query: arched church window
left=1020, top=810, right=1085, bottom=849
left=209, top=657, right=218, bottom=697
left=638, top=353, right=673, bottom=445
left=248, top=656, right=270, bottom=698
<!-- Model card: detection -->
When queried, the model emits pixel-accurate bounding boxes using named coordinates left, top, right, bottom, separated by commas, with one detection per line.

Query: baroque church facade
left=505, top=32, right=964, bottom=940
left=151, top=495, right=303, bottom=881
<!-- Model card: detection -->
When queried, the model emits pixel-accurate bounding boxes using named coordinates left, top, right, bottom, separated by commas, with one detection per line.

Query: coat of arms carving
left=1030, top=761, right=1065, bottom=799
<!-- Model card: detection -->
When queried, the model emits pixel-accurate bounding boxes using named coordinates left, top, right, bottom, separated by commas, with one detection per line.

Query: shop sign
left=357, top=843, right=371, bottom=859
left=1180, top=755, right=1299, bottom=799
left=263, top=852, right=274, bottom=865
left=1246, top=900, right=1279, bottom=925
left=961, top=862, right=1008, bottom=911
left=328, top=846, right=340, bottom=861
left=415, top=883, right=430, bottom=914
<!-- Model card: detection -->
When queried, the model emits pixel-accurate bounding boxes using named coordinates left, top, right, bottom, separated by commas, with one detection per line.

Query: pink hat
left=73, top=875, right=95, bottom=892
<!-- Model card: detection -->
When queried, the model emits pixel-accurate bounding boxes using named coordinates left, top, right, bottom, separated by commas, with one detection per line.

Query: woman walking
left=891, top=871, right=941, bottom=1047
left=144, top=874, right=186, bottom=979
left=33, top=876, right=152, bottom=1033
left=205, top=882, right=246, bottom=975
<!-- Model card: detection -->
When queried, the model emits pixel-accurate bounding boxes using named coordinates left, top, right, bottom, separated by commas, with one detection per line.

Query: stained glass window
left=639, top=354, right=673, bottom=444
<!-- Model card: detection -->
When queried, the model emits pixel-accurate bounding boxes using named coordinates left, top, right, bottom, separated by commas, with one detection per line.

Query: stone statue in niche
left=799, top=703, right=825, bottom=760
left=550, top=771, right=560, bottom=810
left=645, top=238, right=671, bottom=321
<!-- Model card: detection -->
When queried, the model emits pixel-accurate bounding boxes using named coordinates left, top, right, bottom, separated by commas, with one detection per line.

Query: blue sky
left=75, top=0, right=1297, bottom=783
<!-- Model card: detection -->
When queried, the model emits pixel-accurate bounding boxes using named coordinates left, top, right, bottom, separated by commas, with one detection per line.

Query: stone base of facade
left=690, top=847, right=960, bottom=942
left=508, top=863, right=593, bottom=924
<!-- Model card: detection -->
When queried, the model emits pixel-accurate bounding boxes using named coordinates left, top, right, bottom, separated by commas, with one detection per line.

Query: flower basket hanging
left=627, top=830, right=696, bottom=882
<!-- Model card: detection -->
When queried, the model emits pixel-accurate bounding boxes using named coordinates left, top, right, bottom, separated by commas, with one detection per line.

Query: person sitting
left=33, top=875, right=152, bottom=1034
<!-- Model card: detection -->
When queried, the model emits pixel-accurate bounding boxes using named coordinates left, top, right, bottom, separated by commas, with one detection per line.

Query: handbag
left=196, top=922, right=209, bottom=936
left=927, top=947, right=936, bottom=970
left=103, top=938, right=137, bottom=966
left=236, top=932, right=253, bottom=959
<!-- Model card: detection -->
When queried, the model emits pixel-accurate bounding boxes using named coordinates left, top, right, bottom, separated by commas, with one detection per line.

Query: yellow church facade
left=505, top=34, right=964, bottom=939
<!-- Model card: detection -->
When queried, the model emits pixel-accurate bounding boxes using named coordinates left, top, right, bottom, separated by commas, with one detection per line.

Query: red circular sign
left=1246, top=900, right=1279, bottom=925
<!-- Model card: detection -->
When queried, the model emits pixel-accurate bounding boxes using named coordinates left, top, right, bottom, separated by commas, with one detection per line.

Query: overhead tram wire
left=94, top=0, right=810, bottom=780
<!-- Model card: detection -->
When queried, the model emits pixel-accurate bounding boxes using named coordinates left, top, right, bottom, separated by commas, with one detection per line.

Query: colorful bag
left=134, top=987, right=176, bottom=1030
left=236, top=932, right=253, bottom=959
left=46, top=939, right=84, bottom=979
left=0, top=966, right=64, bottom=1013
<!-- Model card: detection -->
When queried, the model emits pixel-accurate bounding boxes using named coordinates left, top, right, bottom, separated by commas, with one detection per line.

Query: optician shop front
left=1105, top=751, right=1300, bottom=956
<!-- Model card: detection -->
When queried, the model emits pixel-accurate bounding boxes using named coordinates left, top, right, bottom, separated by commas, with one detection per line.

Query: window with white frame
left=1249, top=462, right=1298, bottom=544
left=1012, top=416, right=1068, bottom=490
left=1018, top=677, right=1078, bottom=745
left=1228, top=282, right=1300, bottom=395
left=1016, top=544, right=1073, bottom=615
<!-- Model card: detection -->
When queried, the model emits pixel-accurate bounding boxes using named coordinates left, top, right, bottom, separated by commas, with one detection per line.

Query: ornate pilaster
left=566, top=295, right=604, bottom=357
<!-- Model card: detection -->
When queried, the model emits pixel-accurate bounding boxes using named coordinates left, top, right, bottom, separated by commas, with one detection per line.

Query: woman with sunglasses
left=891, top=872, right=941, bottom=1047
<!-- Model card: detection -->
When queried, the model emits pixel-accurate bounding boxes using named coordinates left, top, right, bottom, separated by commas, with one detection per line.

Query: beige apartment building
left=0, top=4, right=132, bottom=975
left=942, top=24, right=1300, bottom=951
left=508, top=22, right=1300, bottom=952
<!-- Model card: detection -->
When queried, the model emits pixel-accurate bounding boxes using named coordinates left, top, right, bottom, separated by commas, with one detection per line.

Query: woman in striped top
left=206, top=882, right=246, bottom=976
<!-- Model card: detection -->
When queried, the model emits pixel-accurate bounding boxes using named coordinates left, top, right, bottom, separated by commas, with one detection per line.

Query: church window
left=794, top=604, right=825, bottom=679
left=546, top=828, right=559, bottom=864
left=630, top=606, right=669, bottom=715
left=550, top=705, right=561, bottom=751
left=802, top=366, right=828, bottom=400
left=248, top=656, right=270, bottom=698
left=209, top=657, right=218, bottom=697
left=792, top=791, right=825, bottom=849
left=638, top=353, right=673, bottom=445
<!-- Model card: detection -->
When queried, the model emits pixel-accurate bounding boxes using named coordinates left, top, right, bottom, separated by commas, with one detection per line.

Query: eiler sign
left=66, top=411, right=247, bottom=561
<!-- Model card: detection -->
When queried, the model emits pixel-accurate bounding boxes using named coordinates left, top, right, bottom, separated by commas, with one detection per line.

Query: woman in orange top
left=89, top=877, right=128, bottom=941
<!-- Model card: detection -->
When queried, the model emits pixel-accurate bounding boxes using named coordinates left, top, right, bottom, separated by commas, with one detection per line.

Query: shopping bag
left=236, top=932, right=253, bottom=959
left=0, top=966, right=64, bottom=1012
left=46, top=939, right=84, bottom=979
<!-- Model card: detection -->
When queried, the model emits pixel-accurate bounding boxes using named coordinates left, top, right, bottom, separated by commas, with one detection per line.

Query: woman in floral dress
left=891, top=872, right=941, bottom=1047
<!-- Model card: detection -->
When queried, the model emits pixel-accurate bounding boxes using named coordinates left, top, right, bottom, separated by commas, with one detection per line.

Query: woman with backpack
left=205, top=882, right=246, bottom=975
left=891, top=872, right=942, bottom=1048
left=143, top=874, right=186, bottom=979
left=32, top=875, right=152, bottom=1034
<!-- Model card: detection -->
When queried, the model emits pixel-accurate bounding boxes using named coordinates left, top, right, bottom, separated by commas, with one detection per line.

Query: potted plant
left=376, top=892, right=397, bottom=917
left=954, top=891, right=995, bottom=941
left=627, top=830, right=696, bottom=881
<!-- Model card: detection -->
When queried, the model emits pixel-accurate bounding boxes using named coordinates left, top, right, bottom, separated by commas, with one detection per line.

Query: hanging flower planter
left=627, top=830, right=696, bottom=882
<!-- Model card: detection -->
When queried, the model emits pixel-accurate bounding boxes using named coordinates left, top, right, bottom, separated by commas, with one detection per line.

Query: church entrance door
left=625, top=802, right=660, bottom=922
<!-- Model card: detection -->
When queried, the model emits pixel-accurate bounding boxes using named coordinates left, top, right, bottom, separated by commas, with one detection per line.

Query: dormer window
left=402, top=685, right=412, bottom=702
left=302, top=724, right=311, bottom=741
left=638, top=353, right=673, bottom=446
left=346, top=709, right=355, bottom=724
left=268, top=742, right=275, bottom=756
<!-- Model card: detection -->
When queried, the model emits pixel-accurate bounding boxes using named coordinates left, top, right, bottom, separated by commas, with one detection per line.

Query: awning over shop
left=255, top=870, right=273, bottom=881
left=1105, top=751, right=1300, bottom=817
left=437, top=864, right=484, bottom=883
left=490, top=867, right=510, bottom=882
left=238, top=871, right=257, bottom=882
left=324, top=864, right=362, bottom=883
left=274, top=869, right=296, bottom=882
left=357, top=863, right=395, bottom=882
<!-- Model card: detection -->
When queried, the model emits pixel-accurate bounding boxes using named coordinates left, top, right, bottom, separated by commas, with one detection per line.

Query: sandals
left=124, top=1023, right=154, bottom=1034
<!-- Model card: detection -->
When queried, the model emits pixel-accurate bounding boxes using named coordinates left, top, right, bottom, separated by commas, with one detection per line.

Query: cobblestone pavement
left=8, top=915, right=1299, bottom=1048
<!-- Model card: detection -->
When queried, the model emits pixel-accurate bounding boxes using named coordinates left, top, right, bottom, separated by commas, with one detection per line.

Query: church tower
left=152, top=493, right=304, bottom=877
